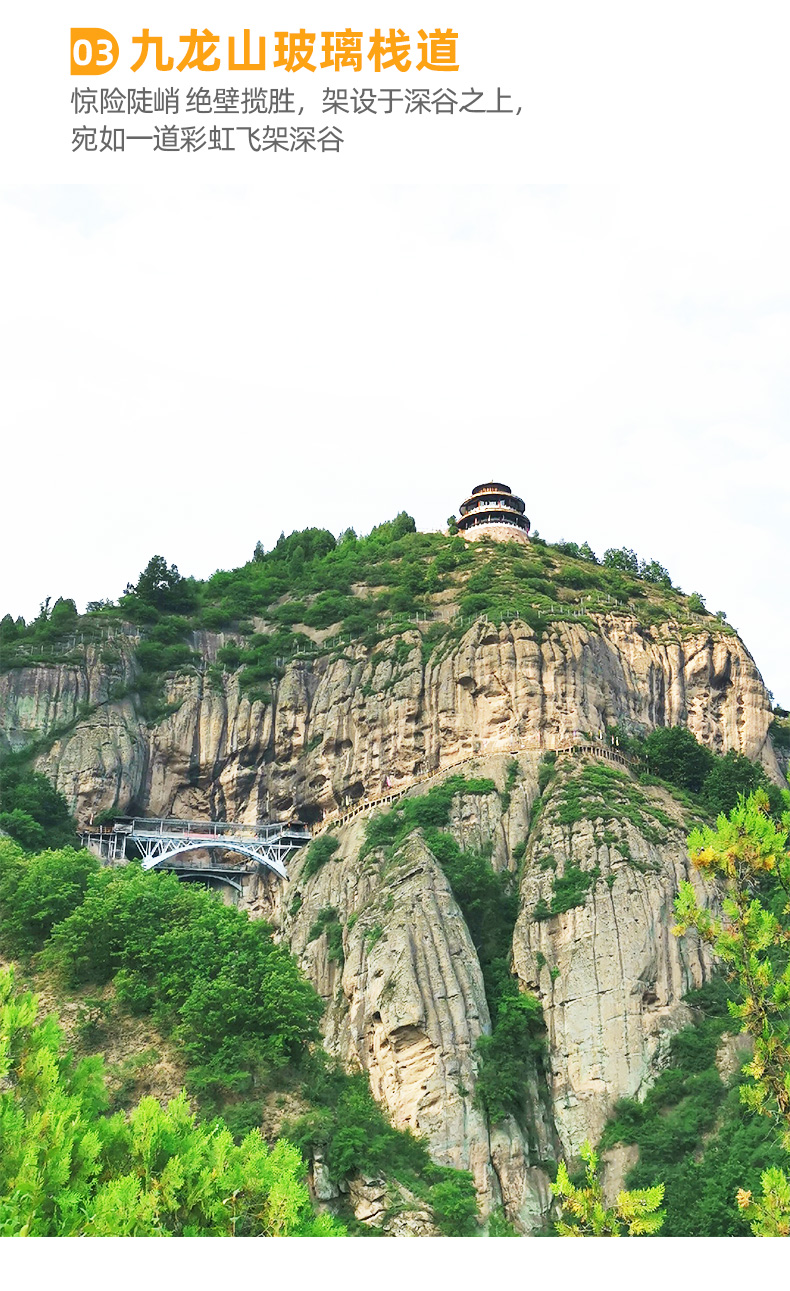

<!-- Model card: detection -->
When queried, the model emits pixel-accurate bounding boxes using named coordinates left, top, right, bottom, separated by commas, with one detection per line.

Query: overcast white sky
left=1, top=183, right=788, bottom=704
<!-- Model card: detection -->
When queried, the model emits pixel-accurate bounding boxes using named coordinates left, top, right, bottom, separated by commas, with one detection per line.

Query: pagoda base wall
left=461, top=523, right=531, bottom=545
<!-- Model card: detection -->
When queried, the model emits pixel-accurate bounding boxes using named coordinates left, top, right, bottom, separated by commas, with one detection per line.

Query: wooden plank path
left=315, top=739, right=633, bottom=834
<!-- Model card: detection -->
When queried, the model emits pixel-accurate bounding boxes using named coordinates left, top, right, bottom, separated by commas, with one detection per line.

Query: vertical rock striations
left=0, top=616, right=781, bottom=825
left=511, top=760, right=714, bottom=1157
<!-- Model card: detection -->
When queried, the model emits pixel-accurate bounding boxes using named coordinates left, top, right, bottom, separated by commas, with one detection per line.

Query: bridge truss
left=81, top=817, right=310, bottom=881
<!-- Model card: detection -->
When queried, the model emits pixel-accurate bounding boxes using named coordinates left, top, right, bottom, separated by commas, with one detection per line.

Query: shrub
left=598, top=977, right=788, bottom=1235
left=307, top=907, right=344, bottom=966
left=639, top=559, right=673, bottom=588
left=770, top=719, right=790, bottom=751
left=301, top=833, right=340, bottom=880
left=361, top=775, right=497, bottom=861
left=533, top=860, right=600, bottom=920
left=603, top=547, right=639, bottom=575
left=701, top=750, right=769, bottom=816
left=537, top=752, right=557, bottom=794
left=216, top=642, right=242, bottom=669
left=0, top=809, right=46, bottom=851
left=426, top=1172, right=478, bottom=1235
left=474, top=983, right=546, bottom=1124
left=307, top=906, right=339, bottom=942
left=0, top=766, right=76, bottom=849
left=135, top=640, right=193, bottom=674
left=0, top=841, right=99, bottom=956
left=0, top=969, right=342, bottom=1237
left=642, top=726, right=714, bottom=794
left=288, top=1063, right=430, bottom=1185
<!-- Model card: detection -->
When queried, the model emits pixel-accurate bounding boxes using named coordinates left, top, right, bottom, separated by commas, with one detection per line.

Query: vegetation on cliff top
left=1, top=516, right=736, bottom=725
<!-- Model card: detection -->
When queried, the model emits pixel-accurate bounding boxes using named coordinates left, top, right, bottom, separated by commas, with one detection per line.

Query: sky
left=1, top=182, right=788, bottom=704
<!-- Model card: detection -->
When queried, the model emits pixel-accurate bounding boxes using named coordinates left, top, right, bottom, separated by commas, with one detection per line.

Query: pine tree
left=0, top=968, right=343, bottom=1236
left=552, top=1141, right=665, bottom=1236
left=674, top=790, right=790, bottom=1235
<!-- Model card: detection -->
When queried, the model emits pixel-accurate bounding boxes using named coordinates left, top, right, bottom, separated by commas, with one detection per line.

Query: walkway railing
left=314, top=737, right=634, bottom=834
left=5, top=607, right=720, bottom=681
left=113, top=817, right=310, bottom=844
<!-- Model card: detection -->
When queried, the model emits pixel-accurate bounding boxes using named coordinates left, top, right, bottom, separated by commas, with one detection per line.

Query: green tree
left=702, top=750, right=769, bottom=816
left=0, top=613, right=21, bottom=643
left=603, top=547, right=640, bottom=575
left=0, top=766, right=76, bottom=849
left=40, top=865, right=324, bottom=1101
left=0, top=840, right=98, bottom=957
left=553, top=1141, right=665, bottom=1236
left=642, top=726, right=714, bottom=794
left=126, top=556, right=197, bottom=615
left=426, top=1173, right=478, bottom=1235
left=0, top=967, right=342, bottom=1236
left=736, top=1168, right=790, bottom=1236
left=473, top=983, right=545, bottom=1124
left=48, top=597, right=78, bottom=631
left=0, top=810, right=45, bottom=851
left=674, top=790, right=790, bottom=1233
left=639, top=559, right=672, bottom=588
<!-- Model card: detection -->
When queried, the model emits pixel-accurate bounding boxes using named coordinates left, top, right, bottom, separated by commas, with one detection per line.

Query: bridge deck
left=114, top=817, right=310, bottom=843
left=80, top=815, right=310, bottom=881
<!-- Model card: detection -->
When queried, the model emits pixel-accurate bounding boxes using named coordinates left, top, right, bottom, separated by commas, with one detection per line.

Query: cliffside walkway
left=80, top=745, right=632, bottom=879
left=316, top=738, right=634, bottom=834
left=80, top=817, right=310, bottom=881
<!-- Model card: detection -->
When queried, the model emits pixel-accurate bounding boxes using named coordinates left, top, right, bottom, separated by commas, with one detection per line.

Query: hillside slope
left=1, top=524, right=786, bottom=1233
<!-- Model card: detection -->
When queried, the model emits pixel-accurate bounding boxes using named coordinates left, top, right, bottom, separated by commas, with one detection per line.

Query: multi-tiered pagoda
left=456, top=481, right=531, bottom=544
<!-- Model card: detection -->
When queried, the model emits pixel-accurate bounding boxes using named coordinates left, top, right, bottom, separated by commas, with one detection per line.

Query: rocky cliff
left=270, top=752, right=715, bottom=1229
left=1, top=615, right=780, bottom=824
left=0, top=612, right=781, bottom=1231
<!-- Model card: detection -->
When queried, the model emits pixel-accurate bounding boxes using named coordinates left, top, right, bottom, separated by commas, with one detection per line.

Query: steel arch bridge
left=81, top=817, right=310, bottom=881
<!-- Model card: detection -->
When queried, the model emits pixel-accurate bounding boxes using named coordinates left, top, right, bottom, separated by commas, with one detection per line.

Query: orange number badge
left=71, top=28, right=119, bottom=74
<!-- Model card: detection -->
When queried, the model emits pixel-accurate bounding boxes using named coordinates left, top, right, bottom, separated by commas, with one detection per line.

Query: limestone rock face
left=512, top=764, right=714, bottom=1155
left=0, top=617, right=780, bottom=828
left=284, top=822, right=554, bottom=1229
left=282, top=755, right=710, bottom=1232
